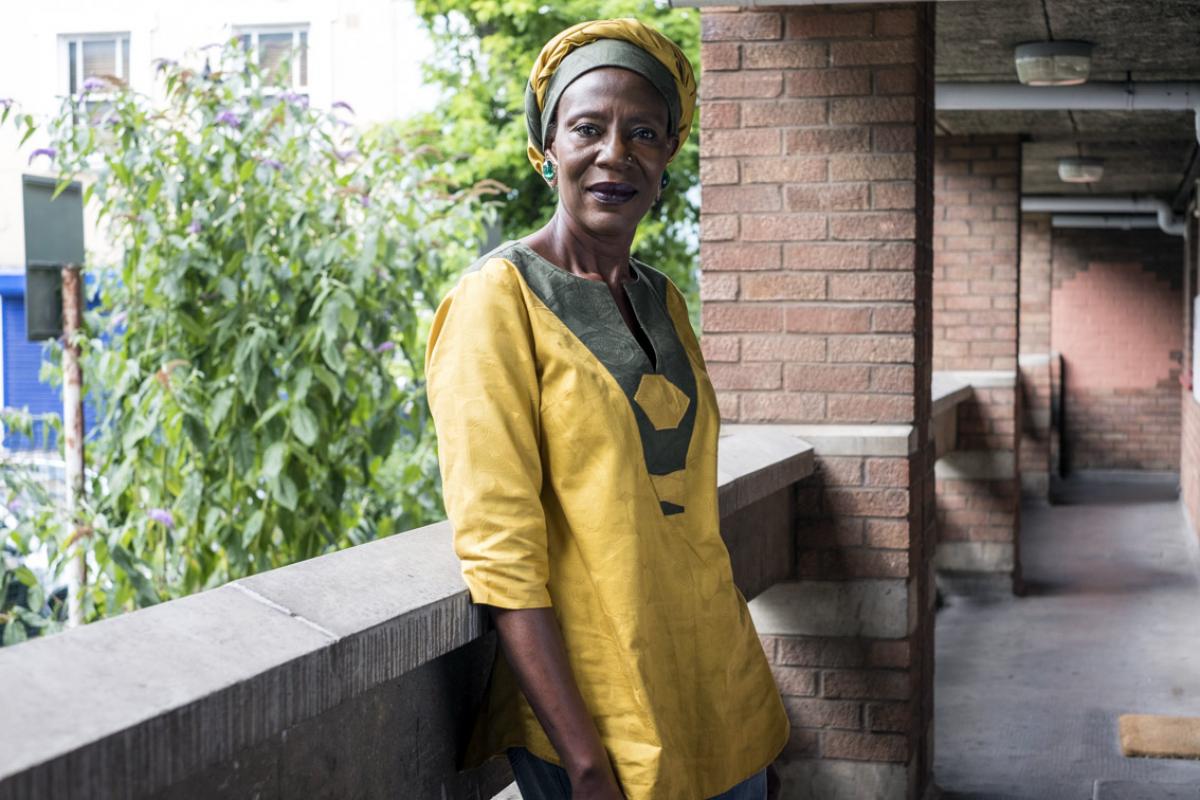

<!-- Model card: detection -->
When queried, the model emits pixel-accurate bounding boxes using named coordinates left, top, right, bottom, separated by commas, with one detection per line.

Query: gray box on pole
left=22, top=174, right=84, bottom=341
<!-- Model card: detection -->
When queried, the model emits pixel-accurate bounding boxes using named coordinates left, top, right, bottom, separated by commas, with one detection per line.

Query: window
left=63, top=33, right=130, bottom=94
left=234, top=25, right=309, bottom=93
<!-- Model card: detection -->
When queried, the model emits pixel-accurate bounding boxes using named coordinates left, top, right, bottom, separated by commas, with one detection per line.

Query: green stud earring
left=542, top=160, right=555, bottom=183
left=660, top=170, right=670, bottom=189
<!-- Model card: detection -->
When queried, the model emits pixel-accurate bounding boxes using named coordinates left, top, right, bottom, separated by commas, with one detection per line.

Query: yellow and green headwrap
left=524, top=18, right=697, bottom=176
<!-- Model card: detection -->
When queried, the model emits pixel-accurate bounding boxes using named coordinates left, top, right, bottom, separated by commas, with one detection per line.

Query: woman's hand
left=489, top=606, right=626, bottom=799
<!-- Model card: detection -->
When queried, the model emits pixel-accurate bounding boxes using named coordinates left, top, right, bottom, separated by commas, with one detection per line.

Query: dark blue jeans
left=506, top=746, right=767, bottom=800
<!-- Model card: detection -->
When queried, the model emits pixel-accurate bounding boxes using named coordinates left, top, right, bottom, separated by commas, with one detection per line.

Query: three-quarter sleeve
left=425, top=260, right=551, bottom=609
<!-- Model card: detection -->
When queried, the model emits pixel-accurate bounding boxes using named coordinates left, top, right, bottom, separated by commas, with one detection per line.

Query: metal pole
left=62, top=265, right=86, bottom=628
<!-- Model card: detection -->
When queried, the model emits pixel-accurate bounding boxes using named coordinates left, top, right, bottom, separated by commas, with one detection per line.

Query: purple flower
left=333, top=148, right=357, bottom=162
left=0, top=98, right=13, bottom=109
left=187, top=220, right=202, bottom=235
left=358, top=194, right=371, bottom=208
left=257, top=157, right=283, bottom=171
left=215, top=110, right=240, bottom=127
left=27, top=147, right=56, bottom=165
left=280, top=91, right=309, bottom=108
left=152, top=58, right=177, bottom=73
left=147, top=508, right=175, bottom=528
left=374, top=341, right=396, bottom=354
left=8, top=499, right=23, bottom=513
left=331, top=100, right=355, bottom=114
left=82, top=77, right=107, bottom=93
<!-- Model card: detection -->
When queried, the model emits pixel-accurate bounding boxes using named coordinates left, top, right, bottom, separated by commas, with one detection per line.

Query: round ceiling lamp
left=1014, top=41, right=1094, bottom=86
left=1058, top=157, right=1105, bottom=183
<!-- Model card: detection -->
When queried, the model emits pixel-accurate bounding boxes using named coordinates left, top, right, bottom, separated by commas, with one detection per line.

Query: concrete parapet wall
left=0, top=429, right=814, bottom=800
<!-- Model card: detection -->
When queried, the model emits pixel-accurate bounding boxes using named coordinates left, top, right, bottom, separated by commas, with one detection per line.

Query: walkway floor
left=935, top=472, right=1200, bottom=799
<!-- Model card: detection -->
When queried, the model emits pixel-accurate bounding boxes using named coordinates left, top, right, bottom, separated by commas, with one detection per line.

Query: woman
left=425, top=19, right=789, bottom=800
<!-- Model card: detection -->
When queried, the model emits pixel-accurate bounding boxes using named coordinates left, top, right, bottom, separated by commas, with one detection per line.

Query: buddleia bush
left=0, top=41, right=494, bottom=637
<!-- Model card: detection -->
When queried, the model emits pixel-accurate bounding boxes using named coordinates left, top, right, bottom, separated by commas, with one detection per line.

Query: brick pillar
left=931, top=136, right=1022, bottom=588
left=1019, top=213, right=1055, bottom=498
left=698, top=5, right=936, bottom=798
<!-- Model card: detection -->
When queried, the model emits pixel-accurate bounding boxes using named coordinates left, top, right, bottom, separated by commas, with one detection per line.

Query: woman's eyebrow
left=562, top=108, right=666, bottom=126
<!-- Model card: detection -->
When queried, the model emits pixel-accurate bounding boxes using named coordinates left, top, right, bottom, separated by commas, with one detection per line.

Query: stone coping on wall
left=0, top=427, right=815, bottom=791
left=931, top=372, right=972, bottom=419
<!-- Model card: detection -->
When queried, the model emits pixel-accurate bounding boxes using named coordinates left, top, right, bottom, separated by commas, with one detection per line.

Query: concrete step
left=1094, top=780, right=1200, bottom=800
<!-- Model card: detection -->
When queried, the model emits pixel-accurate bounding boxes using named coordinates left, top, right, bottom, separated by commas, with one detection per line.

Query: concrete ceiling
left=935, top=0, right=1200, bottom=200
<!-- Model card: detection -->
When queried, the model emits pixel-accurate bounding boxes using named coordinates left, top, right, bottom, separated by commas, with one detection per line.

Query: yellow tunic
left=425, top=241, right=788, bottom=799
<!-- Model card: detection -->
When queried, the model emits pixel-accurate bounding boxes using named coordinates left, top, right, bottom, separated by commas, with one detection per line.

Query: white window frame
left=60, top=32, right=131, bottom=100
left=232, top=24, right=310, bottom=94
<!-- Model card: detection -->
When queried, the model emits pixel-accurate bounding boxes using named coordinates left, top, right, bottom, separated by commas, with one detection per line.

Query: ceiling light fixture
left=1014, top=41, right=1094, bottom=86
left=1057, top=157, right=1105, bottom=183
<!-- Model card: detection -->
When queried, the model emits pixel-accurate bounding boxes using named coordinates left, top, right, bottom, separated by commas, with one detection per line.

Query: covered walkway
left=937, top=473, right=1200, bottom=799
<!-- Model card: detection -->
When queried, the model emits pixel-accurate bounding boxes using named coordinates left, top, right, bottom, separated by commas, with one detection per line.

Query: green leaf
left=273, top=474, right=298, bottom=512
left=17, top=609, right=49, bottom=629
left=207, top=387, right=236, bottom=431
left=239, top=159, right=256, bottom=182
left=290, top=405, right=319, bottom=447
left=3, top=620, right=28, bottom=646
left=261, top=442, right=287, bottom=479
left=241, top=509, right=266, bottom=548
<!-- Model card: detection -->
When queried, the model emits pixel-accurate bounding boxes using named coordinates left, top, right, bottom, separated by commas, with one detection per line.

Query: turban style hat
left=524, top=18, right=697, bottom=176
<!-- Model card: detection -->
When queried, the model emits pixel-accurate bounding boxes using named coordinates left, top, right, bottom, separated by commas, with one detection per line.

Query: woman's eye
left=574, top=124, right=599, bottom=136
left=634, top=128, right=657, bottom=140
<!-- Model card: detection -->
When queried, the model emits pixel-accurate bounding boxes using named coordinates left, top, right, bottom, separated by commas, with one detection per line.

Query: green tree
left=408, top=0, right=701, bottom=319
left=0, top=43, right=493, bottom=636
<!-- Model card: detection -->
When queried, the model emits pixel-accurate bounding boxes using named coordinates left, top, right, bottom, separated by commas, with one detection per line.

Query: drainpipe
left=936, top=82, right=1200, bottom=144
left=1021, top=195, right=1186, bottom=236
left=1050, top=214, right=1160, bottom=232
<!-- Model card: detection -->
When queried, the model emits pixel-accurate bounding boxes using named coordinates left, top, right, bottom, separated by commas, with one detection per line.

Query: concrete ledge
left=931, top=372, right=972, bottom=418
left=728, top=423, right=916, bottom=456
left=934, top=369, right=1017, bottom=389
left=1018, top=352, right=1055, bottom=368
left=935, top=450, right=1016, bottom=481
left=748, top=579, right=908, bottom=639
left=718, top=427, right=815, bottom=518
left=936, top=542, right=1015, bottom=573
left=775, top=759, right=909, bottom=800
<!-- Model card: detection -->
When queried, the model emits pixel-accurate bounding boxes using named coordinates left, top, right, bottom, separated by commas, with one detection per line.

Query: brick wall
left=698, top=3, right=936, bottom=796
left=1018, top=214, right=1054, bottom=496
left=1051, top=228, right=1183, bottom=471
left=931, top=136, right=1021, bottom=580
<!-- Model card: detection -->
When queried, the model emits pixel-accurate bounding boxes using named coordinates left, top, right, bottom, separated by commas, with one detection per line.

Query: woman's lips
left=587, top=182, right=638, bottom=205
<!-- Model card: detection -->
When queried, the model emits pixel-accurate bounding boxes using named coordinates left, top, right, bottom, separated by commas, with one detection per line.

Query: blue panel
left=4, top=296, right=63, bottom=450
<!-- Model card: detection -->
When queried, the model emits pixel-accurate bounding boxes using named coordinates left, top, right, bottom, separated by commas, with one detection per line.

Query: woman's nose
left=596, top=131, right=631, bottom=166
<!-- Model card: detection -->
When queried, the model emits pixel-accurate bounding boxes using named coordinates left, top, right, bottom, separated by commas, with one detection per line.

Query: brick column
left=698, top=5, right=936, bottom=798
left=931, top=136, right=1022, bottom=587
left=1018, top=213, right=1055, bottom=499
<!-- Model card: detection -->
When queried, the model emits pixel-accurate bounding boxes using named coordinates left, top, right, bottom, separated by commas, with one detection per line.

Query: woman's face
left=545, top=67, right=677, bottom=241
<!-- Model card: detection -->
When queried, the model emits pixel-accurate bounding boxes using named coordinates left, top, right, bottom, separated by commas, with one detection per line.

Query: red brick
left=703, top=304, right=783, bottom=332
left=741, top=392, right=826, bottom=422
left=866, top=702, right=913, bottom=733
left=708, top=362, right=782, bottom=390
left=829, top=154, right=914, bottom=182
left=742, top=272, right=826, bottom=301
left=700, top=334, right=739, bottom=362
left=700, top=213, right=738, bottom=242
left=703, top=184, right=781, bottom=213
left=699, top=272, right=738, bottom=301
left=828, top=273, right=915, bottom=302
left=716, top=392, right=739, bottom=421
left=784, top=243, right=871, bottom=271
left=701, top=241, right=780, bottom=271
left=808, top=518, right=865, bottom=547
left=741, top=214, right=828, bottom=241
left=823, top=669, right=911, bottom=700
left=830, top=212, right=916, bottom=241
left=830, top=96, right=916, bottom=124
left=874, top=8, right=918, bottom=36
left=701, top=42, right=740, bottom=71
left=772, top=665, right=819, bottom=697
left=701, top=129, right=780, bottom=157
left=868, top=640, right=910, bottom=669
left=786, top=68, right=872, bottom=98
left=830, top=40, right=915, bottom=66
left=785, top=698, right=862, bottom=730
left=784, top=10, right=872, bottom=38
left=741, top=157, right=827, bottom=184
left=872, top=305, right=916, bottom=332
left=821, top=731, right=908, bottom=762
left=701, top=102, right=740, bottom=130
left=783, top=729, right=821, bottom=759
left=873, top=126, right=916, bottom=153
left=863, top=519, right=909, bottom=547
left=827, top=393, right=913, bottom=422
left=786, top=306, right=872, bottom=334
left=816, top=455, right=864, bottom=485
left=700, top=71, right=784, bottom=99
left=823, top=488, right=910, bottom=517
left=741, top=334, right=826, bottom=362
left=699, top=157, right=738, bottom=186
left=786, top=184, right=870, bottom=213
left=865, top=458, right=910, bottom=487
left=776, top=637, right=866, bottom=668
left=786, top=127, right=871, bottom=155
left=869, top=365, right=915, bottom=392
left=828, top=335, right=915, bottom=363
left=741, top=99, right=827, bottom=127
left=785, top=364, right=870, bottom=392
left=742, top=41, right=827, bottom=69
left=872, top=182, right=916, bottom=210
left=702, top=12, right=782, bottom=42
